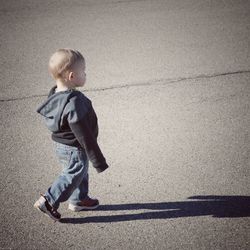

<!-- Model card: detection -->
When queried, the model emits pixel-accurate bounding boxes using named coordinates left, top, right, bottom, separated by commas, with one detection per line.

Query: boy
left=34, top=48, right=109, bottom=221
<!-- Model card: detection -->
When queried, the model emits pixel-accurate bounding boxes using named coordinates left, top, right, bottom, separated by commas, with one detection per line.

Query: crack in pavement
left=0, top=69, right=250, bottom=103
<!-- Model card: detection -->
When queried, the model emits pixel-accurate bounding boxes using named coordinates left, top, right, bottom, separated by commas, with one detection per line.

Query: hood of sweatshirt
left=36, top=86, right=76, bottom=132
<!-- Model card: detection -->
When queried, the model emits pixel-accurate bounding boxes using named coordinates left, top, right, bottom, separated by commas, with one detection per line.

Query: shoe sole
left=34, top=200, right=60, bottom=222
left=68, top=203, right=99, bottom=212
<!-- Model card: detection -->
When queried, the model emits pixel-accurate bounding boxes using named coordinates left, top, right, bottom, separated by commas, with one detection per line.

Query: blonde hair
left=48, top=48, right=85, bottom=79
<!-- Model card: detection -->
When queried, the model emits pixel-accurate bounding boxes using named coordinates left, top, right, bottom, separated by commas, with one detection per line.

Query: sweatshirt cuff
left=95, top=163, right=109, bottom=173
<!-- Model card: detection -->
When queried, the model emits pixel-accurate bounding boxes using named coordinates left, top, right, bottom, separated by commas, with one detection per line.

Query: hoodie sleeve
left=67, top=94, right=109, bottom=173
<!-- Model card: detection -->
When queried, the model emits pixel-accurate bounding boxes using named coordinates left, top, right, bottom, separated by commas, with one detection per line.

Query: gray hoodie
left=37, top=86, right=108, bottom=173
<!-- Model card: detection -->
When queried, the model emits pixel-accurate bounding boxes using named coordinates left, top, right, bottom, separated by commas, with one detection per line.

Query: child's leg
left=68, top=150, right=89, bottom=204
left=67, top=149, right=99, bottom=211
left=45, top=143, right=88, bottom=210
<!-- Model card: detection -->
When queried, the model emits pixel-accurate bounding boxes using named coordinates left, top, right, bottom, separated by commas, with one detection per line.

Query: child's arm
left=69, top=118, right=109, bottom=173
left=66, top=93, right=109, bottom=173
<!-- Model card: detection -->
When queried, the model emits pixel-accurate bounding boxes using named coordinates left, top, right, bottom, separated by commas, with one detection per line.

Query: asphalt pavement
left=0, top=1, right=249, bottom=249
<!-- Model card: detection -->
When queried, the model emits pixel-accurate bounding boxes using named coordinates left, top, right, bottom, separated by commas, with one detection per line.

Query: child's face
left=69, top=61, right=86, bottom=87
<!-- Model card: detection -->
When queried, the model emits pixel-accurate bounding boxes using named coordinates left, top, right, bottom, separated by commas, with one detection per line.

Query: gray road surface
left=0, top=0, right=249, bottom=249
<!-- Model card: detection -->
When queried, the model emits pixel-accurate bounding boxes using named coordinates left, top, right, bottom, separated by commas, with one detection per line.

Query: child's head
left=49, top=48, right=86, bottom=88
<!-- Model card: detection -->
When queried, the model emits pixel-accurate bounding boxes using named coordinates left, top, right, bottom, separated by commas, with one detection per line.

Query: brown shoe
left=68, top=196, right=99, bottom=212
left=34, top=195, right=61, bottom=221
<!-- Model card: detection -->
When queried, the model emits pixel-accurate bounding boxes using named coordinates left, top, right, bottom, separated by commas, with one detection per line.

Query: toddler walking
left=34, top=48, right=109, bottom=221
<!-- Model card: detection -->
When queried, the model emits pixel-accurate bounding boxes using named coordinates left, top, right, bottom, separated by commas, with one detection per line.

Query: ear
left=68, top=72, right=74, bottom=81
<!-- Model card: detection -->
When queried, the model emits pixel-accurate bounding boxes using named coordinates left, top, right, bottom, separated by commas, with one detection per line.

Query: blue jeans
left=45, top=143, right=89, bottom=209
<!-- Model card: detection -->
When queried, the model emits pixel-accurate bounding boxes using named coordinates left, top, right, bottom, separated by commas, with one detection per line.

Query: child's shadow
left=60, top=195, right=250, bottom=224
